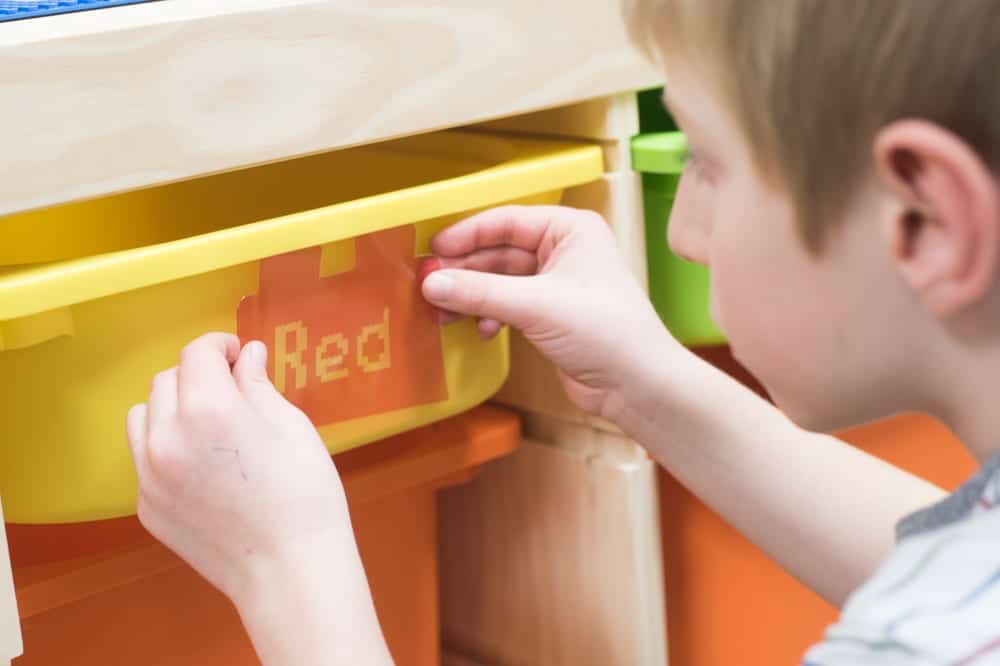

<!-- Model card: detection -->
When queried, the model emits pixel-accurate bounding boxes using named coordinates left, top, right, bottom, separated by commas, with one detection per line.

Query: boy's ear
left=874, top=120, right=1000, bottom=317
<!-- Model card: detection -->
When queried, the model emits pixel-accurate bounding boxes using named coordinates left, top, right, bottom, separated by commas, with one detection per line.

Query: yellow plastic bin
left=0, top=131, right=603, bottom=523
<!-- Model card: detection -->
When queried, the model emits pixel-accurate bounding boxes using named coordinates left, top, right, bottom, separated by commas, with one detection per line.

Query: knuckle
left=150, top=369, right=173, bottom=392
left=494, top=204, right=522, bottom=218
left=179, top=340, right=201, bottom=366
left=179, top=332, right=228, bottom=365
left=581, top=209, right=610, bottom=231
left=145, top=432, right=186, bottom=479
left=127, top=402, right=144, bottom=421
left=126, top=404, right=146, bottom=438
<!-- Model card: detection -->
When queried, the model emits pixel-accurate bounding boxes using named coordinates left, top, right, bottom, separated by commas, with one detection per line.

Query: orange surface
left=238, top=225, right=448, bottom=425
left=7, top=518, right=150, bottom=569
left=9, top=404, right=521, bottom=665
left=660, top=347, right=977, bottom=666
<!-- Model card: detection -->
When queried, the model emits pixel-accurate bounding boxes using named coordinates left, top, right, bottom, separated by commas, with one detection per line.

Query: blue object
left=0, top=0, right=156, bottom=22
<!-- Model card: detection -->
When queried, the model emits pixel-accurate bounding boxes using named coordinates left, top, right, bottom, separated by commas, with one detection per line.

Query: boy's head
left=626, top=1, right=1000, bottom=436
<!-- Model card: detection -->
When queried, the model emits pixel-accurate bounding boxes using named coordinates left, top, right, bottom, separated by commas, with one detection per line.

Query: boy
left=125, top=1, right=1000, bottom=663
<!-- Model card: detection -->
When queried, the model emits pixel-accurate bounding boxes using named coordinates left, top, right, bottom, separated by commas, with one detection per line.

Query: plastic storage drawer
left=0, top=131, right=602, bottom=523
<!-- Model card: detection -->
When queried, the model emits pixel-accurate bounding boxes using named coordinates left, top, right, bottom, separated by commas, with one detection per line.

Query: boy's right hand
left=126, top=334, right=392, bottom=665
left=422, top=205, right=674, bottom=422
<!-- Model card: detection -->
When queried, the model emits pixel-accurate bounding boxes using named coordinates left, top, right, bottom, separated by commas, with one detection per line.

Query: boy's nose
left=667, top=174, right=710, bottom=266
left=668, top=220, right=707, bottom=265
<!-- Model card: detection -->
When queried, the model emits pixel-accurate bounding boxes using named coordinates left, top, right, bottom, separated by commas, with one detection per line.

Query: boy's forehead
left=657, top=71, right=753, bottom=165
left=658, top=66, right=702, bottom=119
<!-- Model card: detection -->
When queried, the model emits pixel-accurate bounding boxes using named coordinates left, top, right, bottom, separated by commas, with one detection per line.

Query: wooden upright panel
left=480, top=94, right=648, bottom=282
left=444, top=94, right=667, bottom=664
left=0, top=501, right=21, bottom=665
left=439, top=421, right=667, bottom=666
left=0, top=0, right=660, bottom=216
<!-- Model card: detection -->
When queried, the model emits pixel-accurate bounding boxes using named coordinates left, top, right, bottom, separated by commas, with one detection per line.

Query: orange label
left=237, top=226, right=448, bottom=427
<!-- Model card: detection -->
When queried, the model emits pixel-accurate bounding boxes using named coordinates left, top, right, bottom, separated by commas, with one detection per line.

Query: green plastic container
left=637, top=87, right=677, bottom=133
left=632, top=131, right=726, bottom=346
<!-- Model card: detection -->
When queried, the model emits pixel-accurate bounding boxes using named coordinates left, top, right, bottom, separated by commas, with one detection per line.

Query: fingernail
left=249, top=341, right=268, bottom=366
left=423, top=272, right=454, bottom=301
left=417, top=257, right=442, bottom=285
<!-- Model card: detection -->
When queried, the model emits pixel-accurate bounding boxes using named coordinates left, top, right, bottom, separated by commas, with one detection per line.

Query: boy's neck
left=924, top=334, right=1000, bottom=463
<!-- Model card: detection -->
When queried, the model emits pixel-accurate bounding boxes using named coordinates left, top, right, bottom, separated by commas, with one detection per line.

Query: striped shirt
left=803, top=455, right=1000, bottom=665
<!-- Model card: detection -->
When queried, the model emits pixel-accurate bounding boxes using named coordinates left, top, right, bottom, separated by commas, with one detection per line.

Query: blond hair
left=623, top=0, right=1000, bottom=250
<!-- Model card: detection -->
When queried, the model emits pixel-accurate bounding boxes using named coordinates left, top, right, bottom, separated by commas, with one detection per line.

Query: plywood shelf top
left=0, top=0, right=660, bottom=216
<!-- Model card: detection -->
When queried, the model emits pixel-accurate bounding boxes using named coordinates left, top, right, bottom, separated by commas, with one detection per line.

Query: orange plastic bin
left=8, top=405, right=521, bottom=666
left=659, top=347, right=977, bottom=666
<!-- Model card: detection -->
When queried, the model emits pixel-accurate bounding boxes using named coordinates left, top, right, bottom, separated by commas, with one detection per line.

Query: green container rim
left=631, top=132, right=687, bottom=175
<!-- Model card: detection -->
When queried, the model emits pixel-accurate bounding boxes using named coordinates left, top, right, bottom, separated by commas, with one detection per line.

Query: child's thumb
left=232, top=341, right=282, bottom=404
left=422, top=268, right=540, bottom=330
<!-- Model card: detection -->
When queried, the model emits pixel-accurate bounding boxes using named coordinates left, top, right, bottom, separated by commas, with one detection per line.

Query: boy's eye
left=683, top=149, right=704, bottom=175
left=680, top=145, right=700, bottom=168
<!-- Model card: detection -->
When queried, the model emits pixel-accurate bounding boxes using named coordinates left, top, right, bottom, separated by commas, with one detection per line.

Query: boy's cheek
left=707, top=238, right=757, bottom=338
left=711, top=246, right=803, bottom=392
left=707, top=265, right=750, bottom=361
left=717, top=274, right=844, bottom=429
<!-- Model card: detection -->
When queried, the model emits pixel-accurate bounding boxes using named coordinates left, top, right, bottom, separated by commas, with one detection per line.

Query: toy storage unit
left=0, top=131, right=602, bottom=525
left=2, top=5, right=668, bottom=664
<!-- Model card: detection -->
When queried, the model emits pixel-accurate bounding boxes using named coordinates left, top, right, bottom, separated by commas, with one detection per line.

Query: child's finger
left=126, top=403, right=149, bottom=474
left=419, top=257, right=463, bottom=326
left=177, top=333, right=242, bottom=411
left=232, top=341, right=285, bottom=409
left=438, top=247, right=539, bottom=276
left=147, top=367, right=179, bottom=429
left=431, top=205, right=570, bottom=257
left=422, top=268, right=545, bottom=329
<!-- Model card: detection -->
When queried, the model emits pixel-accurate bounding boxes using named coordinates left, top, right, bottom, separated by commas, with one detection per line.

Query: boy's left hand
left=126, top=333, right=392, bottom=665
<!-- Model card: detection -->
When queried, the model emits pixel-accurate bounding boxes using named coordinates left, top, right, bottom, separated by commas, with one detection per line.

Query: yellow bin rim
left=0, top=131, right=604, bottom=325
